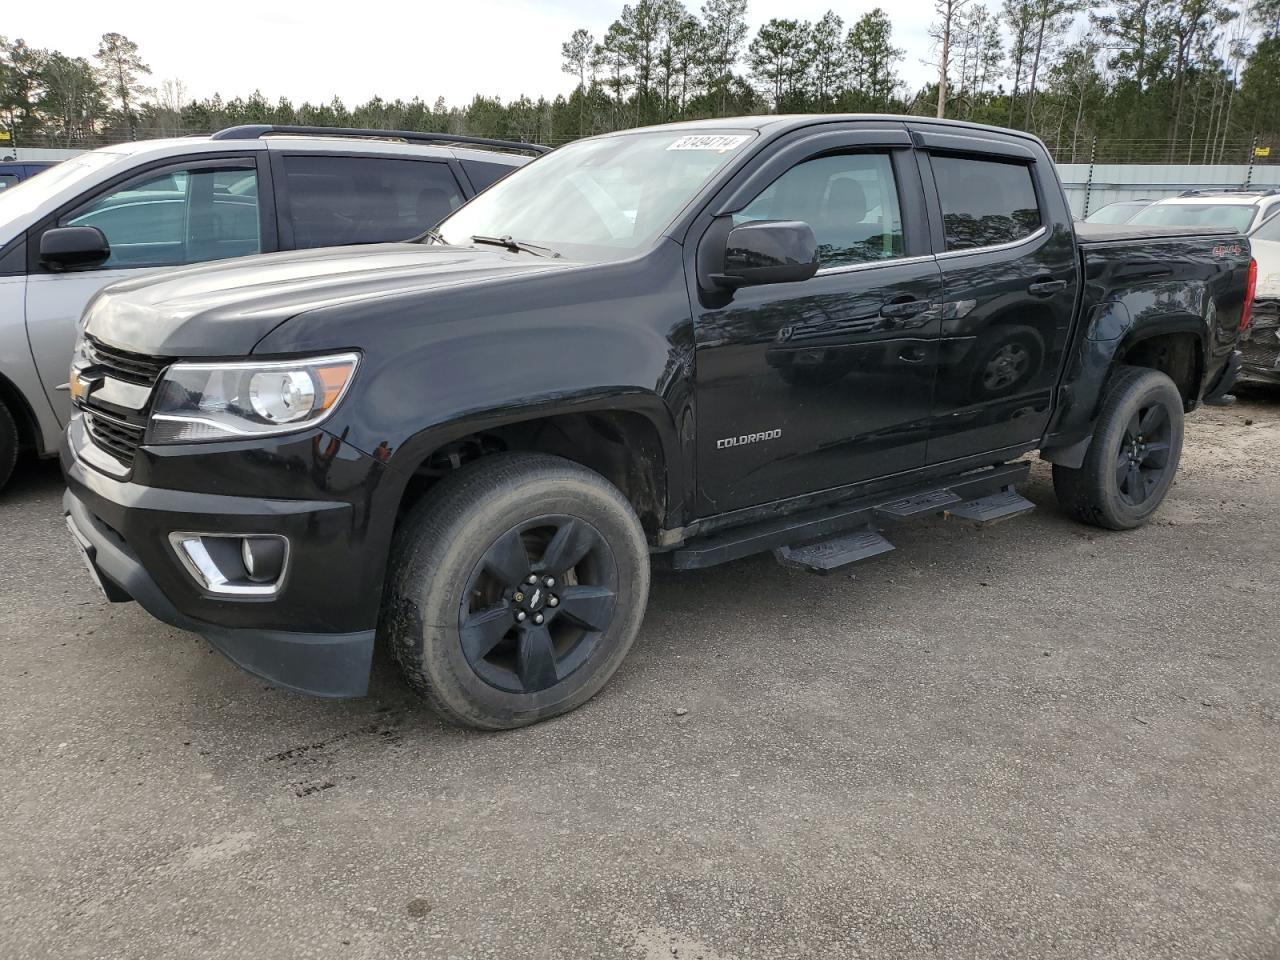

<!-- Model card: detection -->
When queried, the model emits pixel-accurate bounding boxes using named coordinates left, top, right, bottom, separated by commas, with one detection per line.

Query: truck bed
left=1074, top=222, right=1236, bottom=245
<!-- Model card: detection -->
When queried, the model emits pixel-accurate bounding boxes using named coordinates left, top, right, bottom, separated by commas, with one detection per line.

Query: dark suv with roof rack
left=62, top=115, right=1252, bottom=729
left=0, top=125, right=544, bottom=491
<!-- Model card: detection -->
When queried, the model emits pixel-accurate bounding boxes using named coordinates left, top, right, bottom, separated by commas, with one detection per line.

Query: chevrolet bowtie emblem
left=69, top=374, right=93, bottom=403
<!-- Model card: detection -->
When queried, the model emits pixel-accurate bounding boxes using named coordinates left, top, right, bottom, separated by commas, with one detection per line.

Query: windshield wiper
left=419, top=228, right=449, bottom=245
left=470, top=234, right=560, bottom=258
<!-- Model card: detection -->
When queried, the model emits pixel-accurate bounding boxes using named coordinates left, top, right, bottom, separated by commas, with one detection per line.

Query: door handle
left=880, top=299, right=931, bottom=319
left=1028, top=278, right=1068, bottom=296
left=898, top=345, right=928, bottom=363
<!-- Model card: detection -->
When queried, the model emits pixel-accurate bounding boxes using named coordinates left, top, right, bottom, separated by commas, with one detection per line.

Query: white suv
left=1124, top=187, right=1280, bottom=234
left=0, top=125, right=544, bottom=490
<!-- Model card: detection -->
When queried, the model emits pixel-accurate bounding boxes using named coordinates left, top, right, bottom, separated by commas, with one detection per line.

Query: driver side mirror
left=712, top=220, right=819, bottom=289
left=40, top=226, right=111, bottom=270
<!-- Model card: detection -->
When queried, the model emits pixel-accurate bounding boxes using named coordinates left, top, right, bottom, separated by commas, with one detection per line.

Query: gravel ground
left=1, top=390, right=1278, bottom=960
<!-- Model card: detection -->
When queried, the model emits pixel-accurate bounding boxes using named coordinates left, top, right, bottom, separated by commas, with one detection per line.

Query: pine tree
left=95, top=32, right=151, bottom=140
left=748, top=19, right=811, bottom=111
left=699, top=0, right=749, bottom=115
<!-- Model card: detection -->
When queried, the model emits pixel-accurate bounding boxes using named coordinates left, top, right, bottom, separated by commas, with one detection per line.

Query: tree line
left=2, top=3, right=1279, bottom=165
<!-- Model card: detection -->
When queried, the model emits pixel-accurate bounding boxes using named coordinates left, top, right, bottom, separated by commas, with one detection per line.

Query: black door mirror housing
left=40, top=226, right=111, bottom=270
left=713, top=220, right=819, bottom=289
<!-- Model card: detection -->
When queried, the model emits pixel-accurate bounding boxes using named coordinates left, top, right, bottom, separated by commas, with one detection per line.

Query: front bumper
left=61, top=418, right=392, bottom=697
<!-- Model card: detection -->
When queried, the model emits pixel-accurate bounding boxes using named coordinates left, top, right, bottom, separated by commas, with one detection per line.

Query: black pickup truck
left=62, top=116, right=1253, bottom=729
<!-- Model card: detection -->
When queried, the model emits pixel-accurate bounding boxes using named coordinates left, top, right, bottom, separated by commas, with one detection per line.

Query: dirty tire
left=1052, top=365, right=1184, bottom=530
left=0, top=399, right=18, bottom=494
left=383, top=453, right=650, bottom=730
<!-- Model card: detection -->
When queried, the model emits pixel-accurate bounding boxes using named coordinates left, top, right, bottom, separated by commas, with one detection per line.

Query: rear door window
left=281, top=156, right=465, bottom=249
left=931, top=155, right=1042, bottom=250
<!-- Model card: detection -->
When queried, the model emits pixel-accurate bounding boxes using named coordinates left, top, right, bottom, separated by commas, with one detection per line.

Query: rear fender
left=1042, top=301, right=1206, bottom=461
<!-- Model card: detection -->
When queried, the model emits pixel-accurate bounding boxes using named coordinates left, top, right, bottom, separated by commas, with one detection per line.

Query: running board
left=774, top=528, right=894, bottom=574
left=671, top=460, right=1031, bottom=571
left=942, top=486, right=1035, bottom=526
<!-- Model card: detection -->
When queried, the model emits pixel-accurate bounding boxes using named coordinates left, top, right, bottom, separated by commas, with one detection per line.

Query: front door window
left=61, top=166, right=261, bottom=269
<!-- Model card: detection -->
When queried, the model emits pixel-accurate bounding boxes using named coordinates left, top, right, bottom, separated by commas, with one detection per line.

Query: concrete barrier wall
left=1057, top=163, right=1280, bottom=217
left=1, top=147, right=86, bottom=162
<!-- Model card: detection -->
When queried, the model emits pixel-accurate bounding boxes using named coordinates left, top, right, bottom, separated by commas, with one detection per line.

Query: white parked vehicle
left=1244, top=214, right=1280, bottom=383
left=1124, top=187, right=1280, bottom=233
left=0, top=125, right=542, bottom=490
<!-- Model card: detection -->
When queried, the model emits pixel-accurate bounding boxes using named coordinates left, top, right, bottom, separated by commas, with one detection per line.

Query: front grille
left=84, top=410, right=145, bottom=466
left=77, top=337, right=171, bottom=468
left=85, top=336, right=170, bottom=387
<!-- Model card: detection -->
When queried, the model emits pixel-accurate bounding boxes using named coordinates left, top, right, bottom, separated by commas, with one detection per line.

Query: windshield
left=1128, top=202, right=1257, bottom=232
left=435, top=130, right=756, bottom=260
left=1084, top=202, right=1147, bottom=224
left=0, top=152, right=123, bottom=226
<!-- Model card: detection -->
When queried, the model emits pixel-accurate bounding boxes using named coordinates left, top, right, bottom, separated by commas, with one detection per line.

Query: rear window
left=1128, top=202, right=1256, bottom=232
left=932, top=155, right=1042, bottom=250
left=282, top=155, right=465, bottom=249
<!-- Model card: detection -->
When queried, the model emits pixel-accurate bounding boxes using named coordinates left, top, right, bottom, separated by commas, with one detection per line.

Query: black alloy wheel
left=460, top=516, right=618, bottom=694
left=385, top=452, right=649, bottom=729
left=1051, top=365, right=1185, bottom=530
left=1114, top=402, right=1174, bottom=506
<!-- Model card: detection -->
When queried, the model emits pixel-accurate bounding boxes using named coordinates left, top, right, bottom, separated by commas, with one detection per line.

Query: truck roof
left=623, top=113, right=1047, bottom=144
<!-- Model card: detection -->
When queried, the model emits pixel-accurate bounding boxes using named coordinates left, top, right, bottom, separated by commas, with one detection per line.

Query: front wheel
left=1052, top=365, right=1185, bottom=530
left=384, top=453, right=650, bottom=729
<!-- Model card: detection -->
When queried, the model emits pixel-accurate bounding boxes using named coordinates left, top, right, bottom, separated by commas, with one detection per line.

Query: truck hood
left=82, top=242, right=578, bottom=356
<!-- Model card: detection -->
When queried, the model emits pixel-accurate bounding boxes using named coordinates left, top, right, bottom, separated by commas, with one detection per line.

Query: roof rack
left=208, top=124, right=551, bottom=156
left=1177, top=187, right=1280, bottom=198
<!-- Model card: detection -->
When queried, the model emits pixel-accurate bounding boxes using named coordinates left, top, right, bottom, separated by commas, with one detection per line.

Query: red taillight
left=1241, top=257, right=1257, bottom=332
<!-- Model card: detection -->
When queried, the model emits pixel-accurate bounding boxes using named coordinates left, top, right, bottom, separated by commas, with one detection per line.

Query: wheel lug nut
left=526, top=574, right=538, bottom=584
left=533, top=613, right=544, bottom=625
left=515, top=611, right=527, bottom=622
left=514, top=592, right=524, bottom=602
left=544, top=576, right=555, bottom=587
left=548, top=596, right=559, bottom=607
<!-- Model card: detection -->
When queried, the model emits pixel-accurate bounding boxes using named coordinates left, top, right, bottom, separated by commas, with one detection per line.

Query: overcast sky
left=4, top=0, right=940, bottom=108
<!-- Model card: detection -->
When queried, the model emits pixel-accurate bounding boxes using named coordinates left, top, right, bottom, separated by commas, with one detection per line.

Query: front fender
left=250, top=241, right=696, bottom=526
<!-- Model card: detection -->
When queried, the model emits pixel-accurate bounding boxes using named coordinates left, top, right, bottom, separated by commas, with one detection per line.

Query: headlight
left=146, top=353, right=359, bottom=444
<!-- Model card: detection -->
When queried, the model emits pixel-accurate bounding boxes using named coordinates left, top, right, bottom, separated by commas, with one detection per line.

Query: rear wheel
left=1052, top=366, right=1184, bottom=530
left=0, top=399, right=18, bottom=493
left=384, top=453, right=650, bottom=729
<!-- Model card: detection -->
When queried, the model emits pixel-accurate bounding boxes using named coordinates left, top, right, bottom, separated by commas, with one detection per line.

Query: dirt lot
left=2, top=390, right=1278, bottom=960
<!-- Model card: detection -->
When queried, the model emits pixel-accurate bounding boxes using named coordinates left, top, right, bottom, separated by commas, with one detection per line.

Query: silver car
left=0, top=125, right=542, bottom=490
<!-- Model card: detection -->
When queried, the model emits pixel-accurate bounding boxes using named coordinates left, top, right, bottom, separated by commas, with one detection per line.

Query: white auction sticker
left=667, top=134, right=751, bottom=153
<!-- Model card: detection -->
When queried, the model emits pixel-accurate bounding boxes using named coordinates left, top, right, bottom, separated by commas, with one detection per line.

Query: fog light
left=169, top=532, right=290, bottom=596
left=241, top=536, right=287, bottom=583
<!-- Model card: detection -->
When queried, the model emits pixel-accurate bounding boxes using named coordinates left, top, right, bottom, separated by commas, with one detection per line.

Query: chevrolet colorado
left=62, top=116, right=1253, bottom=729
